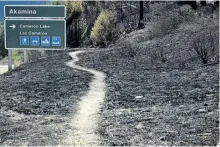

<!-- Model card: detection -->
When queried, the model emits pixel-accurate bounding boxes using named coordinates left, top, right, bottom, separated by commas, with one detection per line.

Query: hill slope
left=77, top=16, right=219, bottom=146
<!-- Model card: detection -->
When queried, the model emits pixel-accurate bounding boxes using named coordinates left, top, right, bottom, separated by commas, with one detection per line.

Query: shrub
left=192, top=29, right=218, bottom=64
left=117, top=39, right=138, bottom=58
left=178, top=5, right=195, bottom=21
left=26, top=51, right=42, bottom=63
left=12, top=50, right=23, bottom=66
left=90, top=9, right=118, bottom=47
left=149, top=9, right=193, bottom=39
left=149, top=45, right=167, bottom=64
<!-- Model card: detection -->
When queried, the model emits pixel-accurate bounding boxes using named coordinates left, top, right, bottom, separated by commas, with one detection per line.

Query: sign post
left=4, top=5, right=66, bottom=69
left=8, top=49, right=12, bottom=70
left=24, top=50, right=28, bottom=63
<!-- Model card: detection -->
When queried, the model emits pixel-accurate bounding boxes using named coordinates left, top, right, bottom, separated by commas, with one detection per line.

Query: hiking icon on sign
left=20, top=36, right=29, bottom=45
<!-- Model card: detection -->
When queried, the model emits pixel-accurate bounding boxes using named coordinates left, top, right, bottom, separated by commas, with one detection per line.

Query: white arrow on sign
left=9, top=24, right=16, bottom=29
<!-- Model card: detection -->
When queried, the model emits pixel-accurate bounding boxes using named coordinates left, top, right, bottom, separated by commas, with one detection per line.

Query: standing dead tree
left=138, top=1, right=145, bottom=29
left=66, top=1, right=83, bottom=47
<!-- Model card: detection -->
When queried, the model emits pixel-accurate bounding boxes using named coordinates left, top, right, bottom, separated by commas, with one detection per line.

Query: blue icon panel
left=41, top=36, right=50, bottom=46
left=52, top=36, right=61, bottom=46
left=30, top=36, right=40, bottom=46
left=19, top=36, right=63, bottom=47
left=20, top=36, right=29, bottom=45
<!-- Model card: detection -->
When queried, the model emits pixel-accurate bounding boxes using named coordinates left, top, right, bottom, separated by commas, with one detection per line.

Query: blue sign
left=52, top=36, right=61, bottom=46
left=20, top=36, right=29, bottom=45
left=30, top=36, right=39, bottom=46
left=41, top=36, right=50, bottom=46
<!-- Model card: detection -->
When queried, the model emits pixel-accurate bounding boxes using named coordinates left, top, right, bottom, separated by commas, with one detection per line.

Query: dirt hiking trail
left=64, top=50, right=106, bottom=146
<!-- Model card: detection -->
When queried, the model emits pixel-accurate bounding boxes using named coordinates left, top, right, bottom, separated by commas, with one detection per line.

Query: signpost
left=4, top=5, right=66, bottom=70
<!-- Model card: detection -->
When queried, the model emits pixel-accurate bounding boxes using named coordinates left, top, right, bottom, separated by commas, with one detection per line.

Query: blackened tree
left=214, top=1, right=219, bottom=9
left=200, top=1, right=207, bottom=6
left=138, top=1, right=145, bottom=29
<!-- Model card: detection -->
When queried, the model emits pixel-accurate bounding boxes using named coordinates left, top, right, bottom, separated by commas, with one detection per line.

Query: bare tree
left=138, top=1, right=145, bottom=29
left=214, top=1, right=219, bottom=10
left=192, top=31, right=217, bottom=64
left=66, top=1, right=83, bottom=47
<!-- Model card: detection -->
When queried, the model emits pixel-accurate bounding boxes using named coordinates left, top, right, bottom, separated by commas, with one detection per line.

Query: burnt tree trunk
left=120, top=1, right=123, bottom=22
left=214, top=1, right=219, bottom=10
left=200, top=1, right=207, bottom=6
left=138, top=1, right=145, bottom=29
left=74, top=19, right=80, bottom=47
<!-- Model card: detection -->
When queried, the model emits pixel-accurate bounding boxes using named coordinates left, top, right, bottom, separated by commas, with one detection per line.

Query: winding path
left=64, top=50, right=106, bottom=146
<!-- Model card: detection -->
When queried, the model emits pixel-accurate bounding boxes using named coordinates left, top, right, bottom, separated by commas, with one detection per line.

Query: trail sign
left=4, top=5, right=66, bottom=69
left=4, top=5, right=66, bottom=18
left=5, top=19, right=66, bottom=49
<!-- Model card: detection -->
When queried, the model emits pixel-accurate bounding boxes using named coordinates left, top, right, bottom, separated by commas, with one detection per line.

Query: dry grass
left=77, top=9, right=219, bottom=145
left=0, top=52, right=93, bottom=146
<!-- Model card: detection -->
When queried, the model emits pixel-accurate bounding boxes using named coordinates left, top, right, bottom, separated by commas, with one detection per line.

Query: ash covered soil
left=0, top=51, right=92, bottom=146
left=77, top=23, right=219, bottom=146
